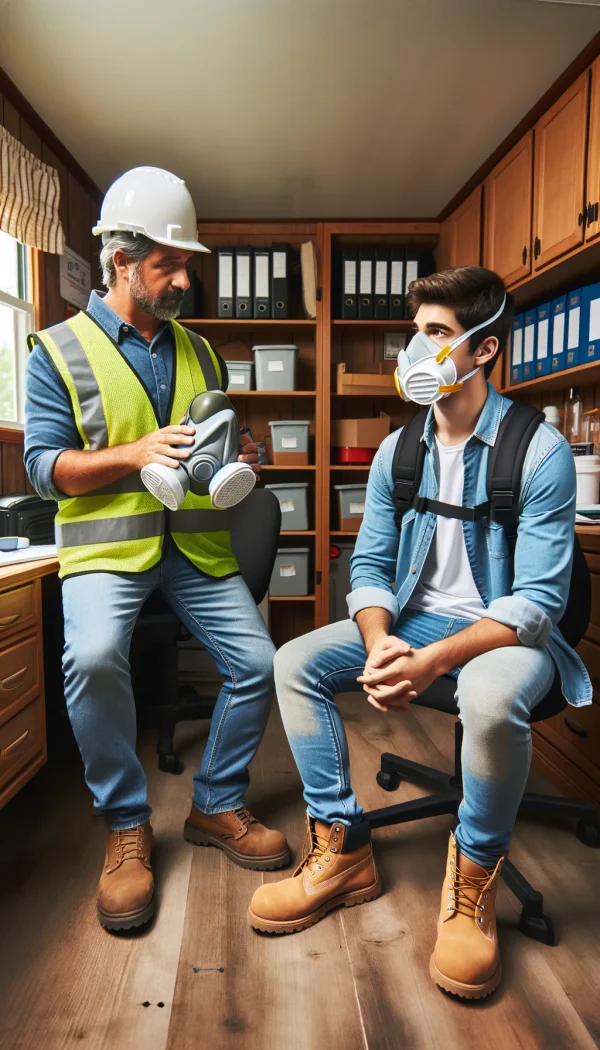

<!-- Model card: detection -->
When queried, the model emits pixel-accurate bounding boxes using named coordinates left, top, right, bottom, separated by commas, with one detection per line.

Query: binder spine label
left=273, top=251, right=287, bottom=278
left=390, top=261, right=404, bottom=294
left=375, top=261, right=387, bottom=295
left=344, top=261, right=356, bottom=293
left=219, top=256, right=233, bottom=297
left=360, top=261, right=372, bottom=294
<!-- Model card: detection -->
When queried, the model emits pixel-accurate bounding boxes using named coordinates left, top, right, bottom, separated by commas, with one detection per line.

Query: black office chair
left=131, top=488, right=281, bottom=774
left=365, top=536, right=600, bottom=945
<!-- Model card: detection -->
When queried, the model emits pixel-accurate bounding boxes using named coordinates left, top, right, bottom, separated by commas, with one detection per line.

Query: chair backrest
left=229, top=487, right=282, bottom=605
left=557, top=534, right=591, bottom=648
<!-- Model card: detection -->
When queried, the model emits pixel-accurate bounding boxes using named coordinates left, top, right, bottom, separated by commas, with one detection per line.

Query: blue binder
left=566, top=289, right=582, bottom=369
left=535, top=302, right=551, bottom=378
left=550, top=295, right=567, bottom=373
left=580, top=283, right=600, bottom=366
left=510, top=314, right=524, bottom=386
left=523, top=309, right=537, bottom=382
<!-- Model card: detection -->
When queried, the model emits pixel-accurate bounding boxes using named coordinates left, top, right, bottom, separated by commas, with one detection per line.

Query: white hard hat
left=92, top=166, right=209, bottom=253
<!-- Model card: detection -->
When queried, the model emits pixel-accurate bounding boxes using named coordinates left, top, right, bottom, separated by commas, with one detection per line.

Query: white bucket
left=575, top=454, right=600, bottom=505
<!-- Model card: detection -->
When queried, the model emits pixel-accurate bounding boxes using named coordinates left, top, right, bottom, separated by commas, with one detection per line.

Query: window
left=0, top=230, right=35, bottom=427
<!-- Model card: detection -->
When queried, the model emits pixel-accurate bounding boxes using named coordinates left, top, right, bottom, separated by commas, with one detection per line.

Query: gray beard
left=129, top=268, right=184, bottom=321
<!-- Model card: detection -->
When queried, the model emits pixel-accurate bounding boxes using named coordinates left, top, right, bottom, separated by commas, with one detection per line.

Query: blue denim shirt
left=24, top=291, right=227, bottom=501
left=348, top=384, right=591, bottom=708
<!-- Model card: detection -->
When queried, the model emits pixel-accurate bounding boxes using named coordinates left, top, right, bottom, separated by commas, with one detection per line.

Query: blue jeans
left=274, top=609, right=555, bottom=867
left=61, top=545, right=276, bottom=830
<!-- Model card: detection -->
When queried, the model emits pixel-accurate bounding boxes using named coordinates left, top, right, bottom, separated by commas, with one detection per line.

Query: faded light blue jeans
left=274, top=609, right=555, bottom=867
left=62, top=544, right=276, bottom=830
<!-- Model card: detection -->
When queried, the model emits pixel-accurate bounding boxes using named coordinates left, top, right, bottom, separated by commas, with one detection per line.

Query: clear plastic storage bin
left=335, top=483, right=367, bottom=532
left=254, top=345, right=298, bottom=391
left=227, top=361, right=253, bottom=391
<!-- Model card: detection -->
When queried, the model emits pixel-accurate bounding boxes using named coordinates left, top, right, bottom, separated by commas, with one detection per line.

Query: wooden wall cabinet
left=436, top=186, right=482, bottom=270
left=533, top=72, right=589, bottom=271
left=585, top=57, right=600, bottom=243
left=484, top=131, right=533, bottom=287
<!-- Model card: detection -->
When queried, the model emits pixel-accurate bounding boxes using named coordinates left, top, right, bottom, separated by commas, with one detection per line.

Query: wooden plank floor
left=0, top=696, right=599, bottom=1050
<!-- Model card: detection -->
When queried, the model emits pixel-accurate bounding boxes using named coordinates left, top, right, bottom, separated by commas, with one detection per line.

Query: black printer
left=0, top=494, right=57, bottom=546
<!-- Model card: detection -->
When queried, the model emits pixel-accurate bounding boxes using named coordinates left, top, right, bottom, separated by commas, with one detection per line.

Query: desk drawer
left=0, top=584, right=37, bottom=641
left=0, top=635, right=40, bottom=719
left=552, top=702, right=600, bottom=776
left=0, top=697, right=44, bottom=792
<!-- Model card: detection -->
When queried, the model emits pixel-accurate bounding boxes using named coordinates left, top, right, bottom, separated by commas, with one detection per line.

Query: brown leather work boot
left=248, top=815, right=381, bottom=933
left=97, top=822, right=155, bottom=931
left=430, top=832, right=503, bottom=999
left=184, top=805, right=290, bottom=870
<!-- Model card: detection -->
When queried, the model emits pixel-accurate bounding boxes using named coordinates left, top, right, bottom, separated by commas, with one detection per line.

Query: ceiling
left=1, top=0, right=600, bottom=219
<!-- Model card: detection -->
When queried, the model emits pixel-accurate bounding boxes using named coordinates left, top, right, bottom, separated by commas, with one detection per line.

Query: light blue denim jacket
left=348, top=384, right=591, bottom=708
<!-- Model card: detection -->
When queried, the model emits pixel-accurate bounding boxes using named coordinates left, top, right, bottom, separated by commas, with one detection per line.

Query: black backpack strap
left=391, top=409, right=429, bottom=529
left=486, top=401, right=545, bottom=538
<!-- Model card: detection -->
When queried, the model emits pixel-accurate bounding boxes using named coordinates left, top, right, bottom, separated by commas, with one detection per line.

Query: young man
left=248, top=266, right=591, bottom=999
left=25, top=167, right=289, bottom=933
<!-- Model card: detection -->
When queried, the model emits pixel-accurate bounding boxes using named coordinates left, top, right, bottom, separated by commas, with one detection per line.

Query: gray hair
left=99, top=232, right=154, bottom=288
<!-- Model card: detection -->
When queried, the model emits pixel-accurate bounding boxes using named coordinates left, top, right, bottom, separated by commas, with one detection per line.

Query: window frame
left=0, top=242, right=36, bottom=434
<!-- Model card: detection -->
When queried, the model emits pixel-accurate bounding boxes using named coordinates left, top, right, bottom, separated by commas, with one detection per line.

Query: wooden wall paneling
left=19, top=119, right=41, bottom=160
left=435, top=215, right=454, bottom=272
left=3, top=98, right=20, bottom=139
left=533, top=72, right=589, bottom=271
left=314, top=222, right=326, bottom=626
left=1, top=444, right=27, bottom=495
left=67, top=174, right=92, bottom=262
left=318, top=226, right=333, bottom=627
left=484, top=130, right=534, bottom=287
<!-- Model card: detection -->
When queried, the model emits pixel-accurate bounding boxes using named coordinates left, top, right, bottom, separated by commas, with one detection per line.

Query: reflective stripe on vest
left=56, top=511, right=164, bottom=548
left=30, top=311, right=238, bottom=579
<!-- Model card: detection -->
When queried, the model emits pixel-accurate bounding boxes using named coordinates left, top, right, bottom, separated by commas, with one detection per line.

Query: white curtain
left=0, top=124, right=65, bottom=254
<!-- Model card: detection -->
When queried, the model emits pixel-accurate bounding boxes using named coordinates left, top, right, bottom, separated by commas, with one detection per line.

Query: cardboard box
left=332, top=413, right=390, bottom=449
left=336, top=362, right=397, bottom=396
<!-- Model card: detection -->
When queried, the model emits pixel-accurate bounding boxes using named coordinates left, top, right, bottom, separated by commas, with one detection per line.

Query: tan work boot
left=97, top=822, right=155, bottom=931
left=430, top=832, right=503, bottom=999
left=248, top=815, right=381, bottom=933
left=184, top=805, right=290, bottom=870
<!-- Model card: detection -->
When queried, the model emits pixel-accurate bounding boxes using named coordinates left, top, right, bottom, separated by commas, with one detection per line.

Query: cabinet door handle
left=595, top=202, right=599, bottom=223
left=564, top=715, right=588, bottom=739
left=1, top=667, right=28, bottom=691
left=0, top=613, right=21, bottom=628
left=522, top=245, right=527, bottom=265
left=0, top=730, right=29, bottom=761
left=534, top=236, right=541, bottom=259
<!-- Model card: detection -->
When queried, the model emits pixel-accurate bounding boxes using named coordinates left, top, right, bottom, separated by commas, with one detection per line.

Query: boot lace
left=294, top=824, right=329, bottom=877
left=234, top=808, right=256, bottom=829
left=450, top=859, right=494, bottom=921
left=115, top=827, right=144, bottom=864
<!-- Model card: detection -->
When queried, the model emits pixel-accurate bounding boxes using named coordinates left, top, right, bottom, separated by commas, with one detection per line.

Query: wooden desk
left=0, top=558, right=59, bottom=808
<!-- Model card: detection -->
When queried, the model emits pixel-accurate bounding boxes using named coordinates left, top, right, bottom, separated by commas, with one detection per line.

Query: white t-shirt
left=407, top=436, right=486, bottom=621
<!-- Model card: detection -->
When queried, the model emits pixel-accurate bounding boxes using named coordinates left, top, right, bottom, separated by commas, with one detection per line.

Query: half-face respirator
left=394, top=295, right=507, bottom=405
left=140, top=390, right=257, bottom=512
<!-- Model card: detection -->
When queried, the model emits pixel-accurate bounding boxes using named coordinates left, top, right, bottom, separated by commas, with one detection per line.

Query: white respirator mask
left=140, top=390, right=256, bottom=512
left=394, top=295, right=507, bottom=405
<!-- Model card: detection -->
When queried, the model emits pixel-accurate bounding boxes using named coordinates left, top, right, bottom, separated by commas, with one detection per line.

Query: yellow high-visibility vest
left=29, top=311, right=239, bottom=580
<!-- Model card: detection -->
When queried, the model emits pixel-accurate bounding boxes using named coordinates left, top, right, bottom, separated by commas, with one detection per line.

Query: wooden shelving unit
left=187, top=219, right=436, bottom=641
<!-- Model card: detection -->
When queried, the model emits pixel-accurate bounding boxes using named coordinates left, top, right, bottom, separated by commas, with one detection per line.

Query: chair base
left=366, top=735, right=600, bottom=946
left=146, top=685, right=217, bottom=775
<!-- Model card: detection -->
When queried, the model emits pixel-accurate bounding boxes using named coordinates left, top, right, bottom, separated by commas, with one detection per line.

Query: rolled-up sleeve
left=347, top=436, right=401, bottom=621
left=484, top=437, right=576, bottom=647
left=24, top=347, right=79, bottom=501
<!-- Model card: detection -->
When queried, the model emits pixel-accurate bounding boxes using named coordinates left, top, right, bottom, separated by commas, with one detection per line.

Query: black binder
left=374, top=247, right=390, bottom=319
left=358, top=247, right=374, bottom=319
left=404, top=248, right=420, bottom=318
left=217, top=247, right=234, bottom=318
left=341, top=247, right=358, bottom=319
left=253, top=247, right=271, bottom=318
left=235, top=246, right=252, bottom=318
left=271, top=243, right=289, bottom=319
left=390, top=246, right=405, bottom=320
left=178, top=265, right=202, bottom=318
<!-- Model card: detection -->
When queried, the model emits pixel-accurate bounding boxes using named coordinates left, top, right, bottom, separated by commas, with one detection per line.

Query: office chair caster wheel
left=576, top=819, right=600, bottom=848
left=159, top=752, right=184, bottom=775
left=519, top=911, right=556, bottom=946
left=376, top=770, right=401, bottom=792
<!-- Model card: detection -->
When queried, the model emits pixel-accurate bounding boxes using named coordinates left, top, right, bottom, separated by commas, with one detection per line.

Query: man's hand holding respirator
left=130, top=425, right=260, bottom=475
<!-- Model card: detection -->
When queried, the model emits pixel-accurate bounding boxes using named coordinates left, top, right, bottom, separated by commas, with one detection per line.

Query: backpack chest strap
left=409, top=495, right=490, bottom=522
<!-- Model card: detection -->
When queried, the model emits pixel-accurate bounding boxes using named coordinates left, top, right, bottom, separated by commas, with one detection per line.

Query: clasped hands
left=358, top=635, right=442, bottom=714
